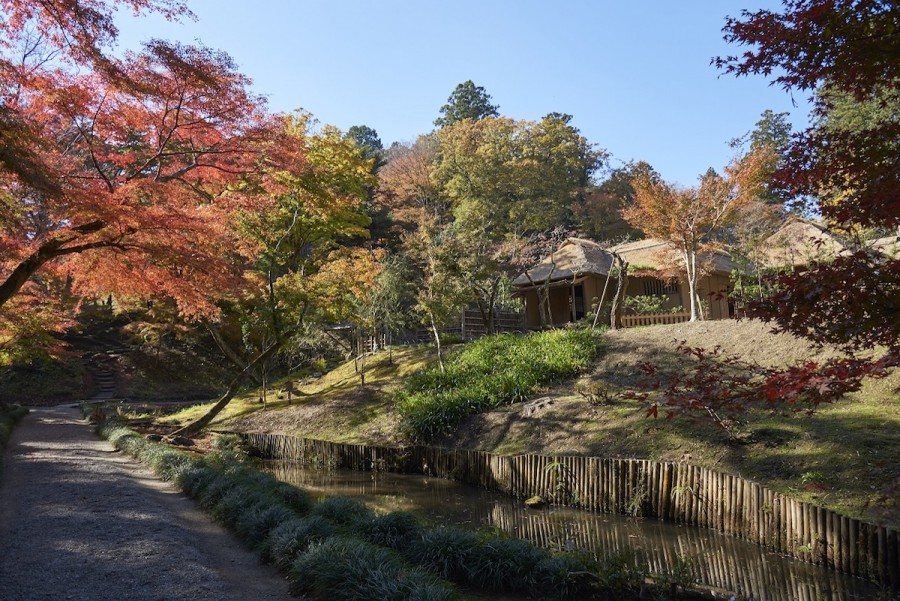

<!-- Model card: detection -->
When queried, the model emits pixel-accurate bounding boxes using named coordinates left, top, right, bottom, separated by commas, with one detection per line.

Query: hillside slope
left=218, top=320, right=898, bottom=528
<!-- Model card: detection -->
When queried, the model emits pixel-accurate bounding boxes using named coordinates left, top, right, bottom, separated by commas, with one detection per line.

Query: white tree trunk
left=685, top=249, right=699, bottom=322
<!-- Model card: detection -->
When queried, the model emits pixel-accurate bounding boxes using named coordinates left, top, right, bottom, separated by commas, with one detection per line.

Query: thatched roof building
left=511, top=238, right=614, bottom=287
left=761, top=219, right=849, bottom=268
left=512, top=237, right=735, bottom=288
left=511, top=237, right=735, bottom=327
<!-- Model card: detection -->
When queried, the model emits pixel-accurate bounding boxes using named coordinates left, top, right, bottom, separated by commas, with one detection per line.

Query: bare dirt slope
left=0, top=406, right=295, bottom=601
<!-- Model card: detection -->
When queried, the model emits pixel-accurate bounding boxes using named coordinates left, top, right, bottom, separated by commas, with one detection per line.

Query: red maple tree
left=0, top=1, right=300, bottom=353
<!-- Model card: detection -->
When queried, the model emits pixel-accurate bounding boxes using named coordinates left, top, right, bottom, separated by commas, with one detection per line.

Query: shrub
left=176, top=464, right=219, bottom=497
left=398, top=329, right=599, bottom=442
left=197, top=473, right=238, bottom=510
left=0, top=403, right=28, bottom=450
left=310, top=495, right=374, bottom=527
left=533, top=554, right=595, bottom=598
left=211, top=487, right=271, bottom=528
left=234, top=502, right=294, bottom=549
left=354, top=511, right=422, bottom=550
left=271, top=481, right=312, bottom=515
left=406, top=527, right=478, bottom=581
left=467, top=537, right=545, bottom=592
left=261, top=515, right=338, bottom=568
left=290, top=537, right=454, bottom=601
left=595, top=549, right=646, bottom=598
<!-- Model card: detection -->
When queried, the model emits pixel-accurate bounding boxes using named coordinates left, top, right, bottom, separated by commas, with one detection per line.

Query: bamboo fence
left=621, top=311, right=692, bottom=328
left=236, top=432, right=899, bottom=588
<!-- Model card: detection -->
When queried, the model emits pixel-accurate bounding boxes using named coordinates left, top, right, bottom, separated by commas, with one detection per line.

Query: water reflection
left=263, top=461, right=887, bottom=601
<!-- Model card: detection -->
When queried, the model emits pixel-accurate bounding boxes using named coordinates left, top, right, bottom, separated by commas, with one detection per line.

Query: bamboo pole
left=233, top=431, right=899, bottom=588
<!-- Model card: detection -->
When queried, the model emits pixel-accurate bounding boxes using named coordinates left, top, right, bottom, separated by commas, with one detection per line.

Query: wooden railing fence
left=621, top=311, right=692, bottom=328
left=237, top=433, right=900, bottom=588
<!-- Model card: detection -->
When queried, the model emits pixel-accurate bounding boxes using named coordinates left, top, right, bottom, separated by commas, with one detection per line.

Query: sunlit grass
left=157, top=346, right=435, bottom=430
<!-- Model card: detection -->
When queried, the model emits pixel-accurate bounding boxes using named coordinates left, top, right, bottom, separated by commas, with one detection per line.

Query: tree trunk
left=168, top=338, right=284, bottom=438
left=487, top=276, right=501, bottom=335
left=591, top=263, right=615, bottom=331
left=358, top=332, right=366, bottom=387
left=261, top=369, right=268, bottom=410
left=388, top=328, right=393, bottom=364
left=684, top=249, right=699, bottom=322
left=429, top=309, right=444, bottom=373
left=0, top=220, right=107, bottom=310
left=205, top=322, right=262, bottom=385
left=609, top=255, right=629, bottom=330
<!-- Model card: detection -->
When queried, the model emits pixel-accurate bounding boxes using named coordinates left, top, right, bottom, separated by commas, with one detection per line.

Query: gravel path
left=0, top=406, right=295, bottom=601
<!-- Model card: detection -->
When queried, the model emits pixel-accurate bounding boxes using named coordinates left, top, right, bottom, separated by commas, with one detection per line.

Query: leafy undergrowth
left=97, top=423, right=693, bottom=600
left=397, top=329, right=600, bottom=442
left=0, top=403, right=28, bottom=456
left=158, top=346, right=435, bottom=443
left=0, top=359, right=84, bottom=405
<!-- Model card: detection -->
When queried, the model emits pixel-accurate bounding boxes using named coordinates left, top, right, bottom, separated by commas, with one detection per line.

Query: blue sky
left=115, top=1, right=809, bottom=187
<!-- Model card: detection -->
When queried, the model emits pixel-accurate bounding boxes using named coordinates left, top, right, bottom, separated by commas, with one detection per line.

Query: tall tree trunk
left=429, top=309, right=444, bottom=373
left=609, top=255, right=629, bottom=330
left=487, top=276, right=501, bottom=334
left=358, top=331, right=366, bottom=387
left=684, top=249, right=699, bottom=322
left=168, top=338, right=284, bottom=438
left=591, top=263, right=615, bottom=331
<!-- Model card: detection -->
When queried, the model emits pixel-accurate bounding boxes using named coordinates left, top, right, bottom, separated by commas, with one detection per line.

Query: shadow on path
left=0, top=406, right=294, bottom=601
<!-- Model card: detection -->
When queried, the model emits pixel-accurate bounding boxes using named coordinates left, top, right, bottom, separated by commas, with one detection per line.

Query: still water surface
left=263, top=461, right=887, bottom=601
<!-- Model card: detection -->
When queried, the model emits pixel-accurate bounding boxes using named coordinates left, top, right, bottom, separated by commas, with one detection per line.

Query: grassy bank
left=397, top=329, right=600, bottom=442
left=152, top=320, right=898, bottom=529
left=98, top=422, right=695, bottom=600
left=156, top=345, right=435, bottom=442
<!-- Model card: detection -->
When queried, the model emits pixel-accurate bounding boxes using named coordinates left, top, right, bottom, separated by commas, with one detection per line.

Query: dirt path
left=0, top=406, right=295, bottom=601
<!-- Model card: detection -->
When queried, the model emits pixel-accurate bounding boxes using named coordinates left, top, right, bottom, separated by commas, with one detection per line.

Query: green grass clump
left=261, top=515, right=338, bottom=568
left=407, top=527, right=479, bottom=581
left=290, top=537, right=455, bottom=601
left=354, top=510, right=422, bottom=550
left=398, top=329, right=599, bottom=442
left=467, top=537, right=546, bottom=592
left=310, top=495, right=375, bottom=526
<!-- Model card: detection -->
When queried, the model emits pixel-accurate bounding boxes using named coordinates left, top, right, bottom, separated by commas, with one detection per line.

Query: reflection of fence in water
left=240, top=432, right=899, bottom=591
left=488, top=503, right=872, bottom=601
left=264, top=460, right=880, bottom=601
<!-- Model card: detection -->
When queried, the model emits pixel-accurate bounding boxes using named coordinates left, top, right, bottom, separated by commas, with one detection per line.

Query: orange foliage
left=0, top=1, right=301, bottom=336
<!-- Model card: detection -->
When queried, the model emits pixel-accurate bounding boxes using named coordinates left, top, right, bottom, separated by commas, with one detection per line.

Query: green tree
left=574, top=161, right=657, bottom=241
left=172, top=113, right=377, bottom=436
left=432, top=115, right=604, bottom=327
left=434, top=80, right=499, bottom=127
left=733, top=109, right=793, bottom=205
left=345, top=125, right=385, bottom=166
left=370, top=253, right=417, bottom=362
left=434, top=115, right=603, bottom=235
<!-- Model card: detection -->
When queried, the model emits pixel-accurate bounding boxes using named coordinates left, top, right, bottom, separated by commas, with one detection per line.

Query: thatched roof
left=761, top=219, right=848, bottom=268
left=511, top=238, right=613, bottom=286
left=511, top=237, right=735, bottom=287
left=612, top=238, right=735, bottom=275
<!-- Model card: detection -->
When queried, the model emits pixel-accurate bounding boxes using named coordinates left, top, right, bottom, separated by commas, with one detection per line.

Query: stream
left=262, top=461, right=888, bottom=601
